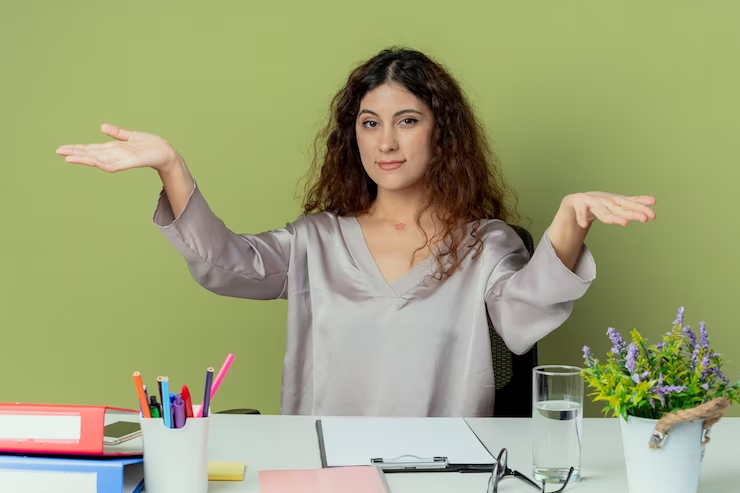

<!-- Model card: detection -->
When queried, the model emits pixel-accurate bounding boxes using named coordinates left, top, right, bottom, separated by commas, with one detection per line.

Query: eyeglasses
left=487, top=448, right=573, bottom=493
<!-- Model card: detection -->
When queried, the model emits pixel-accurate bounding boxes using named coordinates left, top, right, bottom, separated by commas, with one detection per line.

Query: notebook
left=315, top=417, right=495, bottom=472
left=259, top=466, right=390, bottom=493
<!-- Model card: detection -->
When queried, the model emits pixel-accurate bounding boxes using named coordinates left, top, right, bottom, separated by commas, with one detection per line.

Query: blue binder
left=0, top=455, right=144, bottom=493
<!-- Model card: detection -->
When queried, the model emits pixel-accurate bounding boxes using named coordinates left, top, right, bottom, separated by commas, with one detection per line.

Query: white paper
left=0, top=414, right=81, bottom=441
left=0, top=470, right=96, bottom=493
left=319, top=417, right=495, bottom=467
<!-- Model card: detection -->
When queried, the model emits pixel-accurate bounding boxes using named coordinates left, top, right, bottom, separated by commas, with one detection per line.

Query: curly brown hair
left=302, top=47, right=521, bottom=281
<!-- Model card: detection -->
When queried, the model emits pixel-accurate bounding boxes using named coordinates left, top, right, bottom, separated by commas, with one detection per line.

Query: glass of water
left=532, top=365, right=583, bottom=484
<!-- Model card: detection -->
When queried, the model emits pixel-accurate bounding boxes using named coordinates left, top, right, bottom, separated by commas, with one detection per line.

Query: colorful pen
left=149, top=396, right=162, bottom=418
left=157, top=377, right=164, bottom=411
left=182, top=385, right=194, bottom=418
left=211, top=354, right=235, bottom=400
left=140, top=385, right=149, bottom=418
left=161, top=377, right=173, bottom=428
left=132, top=372, right=152, bottom=419
left=173, top=394, right=185, bottom=429
left=201, top=367, right=214, bottom=418
left=196, top=354, right=234, bottom=418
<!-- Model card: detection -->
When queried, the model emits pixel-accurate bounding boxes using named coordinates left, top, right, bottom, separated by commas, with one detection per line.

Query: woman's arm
left=547, top=192, right=657, bottom=270
left=57, top=123, right=294, bottom=300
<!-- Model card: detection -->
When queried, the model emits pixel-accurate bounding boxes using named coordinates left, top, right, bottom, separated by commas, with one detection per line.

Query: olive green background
left=1, top=1, right=737, bottom=417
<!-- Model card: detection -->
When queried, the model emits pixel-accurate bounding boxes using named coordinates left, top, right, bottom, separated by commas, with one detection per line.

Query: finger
left=593, top=205, right=628, bottom=226
left=56, top=143, right=107, bottom=156
left=64, top=155, right=101, bottom=168
left=101, top=123, right=134, bottom=141
left=628, top=195, right=657, bottom=206
left=56, top=144, right=80, bottom=156
left=618, top=199, right=657, bottom=220
left=574, top=203, right=590, bottom=228
left=611, top=205, right=649, bottom=223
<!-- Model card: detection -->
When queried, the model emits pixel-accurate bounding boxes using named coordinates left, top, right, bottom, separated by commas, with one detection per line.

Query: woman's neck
left=366, top=186, right=433, bottom=225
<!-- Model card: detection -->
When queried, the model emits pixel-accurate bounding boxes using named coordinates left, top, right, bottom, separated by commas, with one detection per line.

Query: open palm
left=56, top=124, right=177, bottom=173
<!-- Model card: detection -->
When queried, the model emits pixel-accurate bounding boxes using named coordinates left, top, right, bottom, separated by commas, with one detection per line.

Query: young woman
left=56, top=48, right=656, bottom=417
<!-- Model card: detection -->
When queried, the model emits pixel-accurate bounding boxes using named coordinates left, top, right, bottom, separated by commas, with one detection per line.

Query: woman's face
left=355, top=82, right=433, bottom=193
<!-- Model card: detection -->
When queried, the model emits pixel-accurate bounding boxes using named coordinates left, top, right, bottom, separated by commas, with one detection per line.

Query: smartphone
left=103, top=421, right=142, bottom=445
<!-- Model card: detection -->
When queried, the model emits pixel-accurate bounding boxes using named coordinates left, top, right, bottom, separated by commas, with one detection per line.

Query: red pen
left=182, top=384, right=194, bottom=418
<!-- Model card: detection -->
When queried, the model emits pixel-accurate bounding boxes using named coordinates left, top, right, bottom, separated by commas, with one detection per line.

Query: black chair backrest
left=488, top=224, right=537, bottom=417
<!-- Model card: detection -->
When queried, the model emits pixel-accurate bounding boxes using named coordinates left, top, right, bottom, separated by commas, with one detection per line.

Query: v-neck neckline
left=338, top=215, right=437, bottom=297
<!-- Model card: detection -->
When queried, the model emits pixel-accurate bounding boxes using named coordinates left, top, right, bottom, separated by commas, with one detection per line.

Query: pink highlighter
left=196, top=353, right=235, bottom=418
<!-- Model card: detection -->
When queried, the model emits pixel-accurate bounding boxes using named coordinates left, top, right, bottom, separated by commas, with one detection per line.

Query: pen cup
left=140, top=416, right=209, bottom=493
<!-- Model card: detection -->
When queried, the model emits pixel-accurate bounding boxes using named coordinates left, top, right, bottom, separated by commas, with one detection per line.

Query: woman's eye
left=363, top=121, right=378, bottom=128
left=401, top=118, right=417, bottom=125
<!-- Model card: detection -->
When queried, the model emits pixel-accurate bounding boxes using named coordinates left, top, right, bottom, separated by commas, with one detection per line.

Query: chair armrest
left=216, top=408, right=261, bottom=415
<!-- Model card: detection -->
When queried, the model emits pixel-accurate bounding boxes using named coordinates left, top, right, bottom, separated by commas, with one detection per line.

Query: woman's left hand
left=566, top=192, right=657, bottom=229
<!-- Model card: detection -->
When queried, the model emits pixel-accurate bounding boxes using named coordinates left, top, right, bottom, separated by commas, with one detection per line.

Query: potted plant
left=582, top=307, right=740, bottom=493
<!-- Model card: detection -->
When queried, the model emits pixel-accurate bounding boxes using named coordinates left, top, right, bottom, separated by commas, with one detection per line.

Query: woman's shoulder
left=284, top=210, right=348, bottom=234
left=473, top=218, right=534, bottom=257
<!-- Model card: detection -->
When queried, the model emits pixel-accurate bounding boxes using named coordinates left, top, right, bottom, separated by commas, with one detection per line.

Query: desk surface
left=149, top=415, right=738, bottom=493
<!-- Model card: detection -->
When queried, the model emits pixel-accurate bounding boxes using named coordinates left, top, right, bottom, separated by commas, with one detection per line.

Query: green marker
left=149, top=396, right=162, bottom=418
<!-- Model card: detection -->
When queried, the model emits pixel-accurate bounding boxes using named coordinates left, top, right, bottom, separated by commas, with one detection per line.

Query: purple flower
left=631, top=371, right=650, bottom=384
left=692, top=346, right=700, bottom=366
left=675, top=306, right=685, bottom=326
left=607, top=327, right=626, bottom=354
left=626, top=343, right=638, bottom=373
left=583, top=346, right=592, bottom=360
left=701, top=383, right=709, bottom=391
left=661, top=385, right=688, bottom=393
left=683, top=325, right=697, bottom=347
left=649, top=398, right=656, bottom=408
left=673, top=306, right=683, bottom=325
left=699, top=321, right=708, bottom=349
left=655, top=342, right=666, bottom=350
left=701, top=352, right=711, bottom=374
left=653, top=384, right=688, bottom=405
left=658, top=373, right=664, bottom=386
left=709, top=367, right=730, bottom=384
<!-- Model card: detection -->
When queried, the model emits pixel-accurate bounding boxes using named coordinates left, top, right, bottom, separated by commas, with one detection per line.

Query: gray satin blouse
left=153, top=183, right=596, bottom=417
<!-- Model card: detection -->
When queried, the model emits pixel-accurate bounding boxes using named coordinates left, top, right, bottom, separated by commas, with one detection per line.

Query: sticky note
left=208, top=461, right=246, bottom=481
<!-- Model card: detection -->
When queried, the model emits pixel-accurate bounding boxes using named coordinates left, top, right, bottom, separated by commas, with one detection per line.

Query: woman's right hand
left=56, top=123, right=180, bottom=173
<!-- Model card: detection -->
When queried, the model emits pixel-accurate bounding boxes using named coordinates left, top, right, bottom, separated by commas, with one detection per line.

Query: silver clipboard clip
left=370, top=455, right=449, bottom=470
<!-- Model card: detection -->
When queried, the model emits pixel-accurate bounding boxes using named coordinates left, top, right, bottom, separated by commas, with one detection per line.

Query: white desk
left=190, top=415, right=738, bottom=493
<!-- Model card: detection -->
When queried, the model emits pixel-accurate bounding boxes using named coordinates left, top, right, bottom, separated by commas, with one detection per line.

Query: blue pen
left=161, top=377, right=173, bottom=428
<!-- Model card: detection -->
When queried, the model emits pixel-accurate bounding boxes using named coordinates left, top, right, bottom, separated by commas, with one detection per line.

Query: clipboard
left=315, top=417, right=496, bottom=473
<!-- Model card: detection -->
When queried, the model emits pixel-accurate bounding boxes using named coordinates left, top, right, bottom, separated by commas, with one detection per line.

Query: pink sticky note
left=259, top=466, right=389, bottom=493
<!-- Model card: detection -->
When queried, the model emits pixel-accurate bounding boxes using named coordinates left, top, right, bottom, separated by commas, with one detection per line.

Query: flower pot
left=620, top=415, right=705, bottom=493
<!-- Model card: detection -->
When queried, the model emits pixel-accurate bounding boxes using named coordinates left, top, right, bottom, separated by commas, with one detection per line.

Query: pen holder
left=140, top=417, right=210, bottom=493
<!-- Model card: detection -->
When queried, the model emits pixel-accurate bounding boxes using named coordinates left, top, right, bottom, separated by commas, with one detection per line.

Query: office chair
left=490, top=224, right=538, bottom=418
left=220, top=224, right=538, bottom=417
